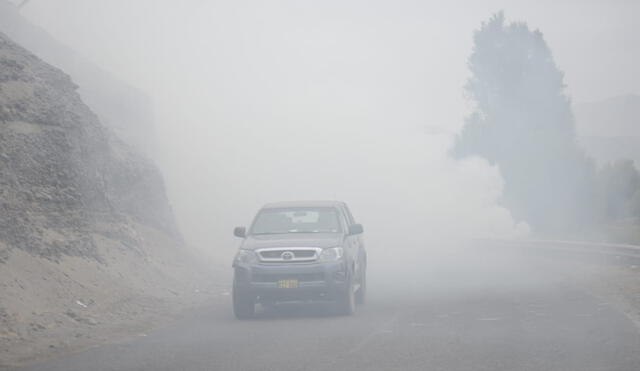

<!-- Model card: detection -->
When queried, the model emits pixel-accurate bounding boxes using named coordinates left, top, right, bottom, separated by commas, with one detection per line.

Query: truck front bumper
left=233, top=261, right=349, bottom=302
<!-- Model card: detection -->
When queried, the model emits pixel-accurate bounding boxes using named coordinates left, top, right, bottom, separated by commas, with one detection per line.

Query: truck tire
left=335, top=279, right=356, bottom=316
left=355, top=267, right=366, bottom=305
left=233, top=289, right=255, bottom=319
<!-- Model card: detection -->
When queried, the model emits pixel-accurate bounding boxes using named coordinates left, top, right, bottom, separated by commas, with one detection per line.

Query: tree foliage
left=453, top=12, right=597, bottom=233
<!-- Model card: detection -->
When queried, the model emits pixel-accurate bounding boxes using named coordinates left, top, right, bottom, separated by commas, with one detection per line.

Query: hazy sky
left=22, top=0, right=639, bottom=103
left=16, top=0, right=639, bottom=252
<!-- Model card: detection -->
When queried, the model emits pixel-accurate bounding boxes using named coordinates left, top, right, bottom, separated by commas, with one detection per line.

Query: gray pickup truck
left=231, top=201, right=367, bottom=319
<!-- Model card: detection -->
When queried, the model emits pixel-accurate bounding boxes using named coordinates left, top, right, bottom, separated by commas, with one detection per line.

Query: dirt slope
left=0, top=32, right=220, bottom=368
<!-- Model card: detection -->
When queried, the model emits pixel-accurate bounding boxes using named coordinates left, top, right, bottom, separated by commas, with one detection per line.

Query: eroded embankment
left=0, top=30, right=224, bottom=369
left=0, top=224, right=226, bottom=368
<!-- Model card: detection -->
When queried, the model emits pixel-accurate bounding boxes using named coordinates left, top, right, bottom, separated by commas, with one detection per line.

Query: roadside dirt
left=535, top=253, right=640, bottom=330
left=0, top=224, right=229, bottom=369
left=574, top=262, right=640, bottom=329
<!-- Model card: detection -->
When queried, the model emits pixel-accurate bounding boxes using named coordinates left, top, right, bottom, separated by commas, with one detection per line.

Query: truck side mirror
left=348, top=224, right=363, bottom=235
left=233, top=226, right=247, bottom=238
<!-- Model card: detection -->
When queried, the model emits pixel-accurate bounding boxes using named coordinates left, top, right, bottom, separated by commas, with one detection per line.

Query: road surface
left=13, top=246, right=640, bottom=371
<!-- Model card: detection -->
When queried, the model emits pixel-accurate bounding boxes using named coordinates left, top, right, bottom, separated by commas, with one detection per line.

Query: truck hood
left=240, top=233, right=344, bottom=250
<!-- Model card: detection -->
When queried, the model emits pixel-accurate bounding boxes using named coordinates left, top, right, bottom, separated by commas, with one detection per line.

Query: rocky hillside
left=0, top=0, right=156, bottom=157
left=0, top=31, right=178, bottom=260
left=0, top=32, right=217, bottom=368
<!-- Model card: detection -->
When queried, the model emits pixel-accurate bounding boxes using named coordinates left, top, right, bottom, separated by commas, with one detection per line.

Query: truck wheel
left=355, top=268, right=366, bottom=305
left=335, top=279, right=356, bottom=316
left=233, top=289, right=255, bottom=319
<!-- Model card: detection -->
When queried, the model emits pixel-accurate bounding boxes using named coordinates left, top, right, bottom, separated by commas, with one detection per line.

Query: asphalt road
left=14, top=247, right=640, bottom=371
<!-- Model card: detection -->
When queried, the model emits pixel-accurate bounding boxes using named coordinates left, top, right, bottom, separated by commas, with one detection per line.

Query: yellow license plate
left=277, top=279, right=298, bottom=288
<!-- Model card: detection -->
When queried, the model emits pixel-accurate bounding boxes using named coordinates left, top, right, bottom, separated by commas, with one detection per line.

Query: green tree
left=453, top=12, right=597, bottom=234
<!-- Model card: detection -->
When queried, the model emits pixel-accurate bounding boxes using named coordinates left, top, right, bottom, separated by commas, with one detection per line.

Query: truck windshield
left=250, top=207, right=342, bottom=235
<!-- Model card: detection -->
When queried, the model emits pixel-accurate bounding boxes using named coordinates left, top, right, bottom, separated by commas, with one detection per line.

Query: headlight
left=234, top=249, right=258, bottom=265
left=318, top=247, right=344, bottom=262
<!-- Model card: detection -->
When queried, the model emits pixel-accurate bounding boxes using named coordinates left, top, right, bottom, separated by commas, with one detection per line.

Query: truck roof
left=261, top=200, right=346, bottom=209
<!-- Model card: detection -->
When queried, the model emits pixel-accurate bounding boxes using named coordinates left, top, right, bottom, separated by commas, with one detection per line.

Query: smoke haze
left=13, top=0, right=639, bottom=258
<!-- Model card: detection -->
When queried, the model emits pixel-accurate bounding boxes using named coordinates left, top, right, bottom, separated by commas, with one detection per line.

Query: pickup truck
left=231, top=201, right=367, bottom=319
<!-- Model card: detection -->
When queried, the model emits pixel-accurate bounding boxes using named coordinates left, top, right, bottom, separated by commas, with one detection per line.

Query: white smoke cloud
left=18, top=0, right=636, bottom=258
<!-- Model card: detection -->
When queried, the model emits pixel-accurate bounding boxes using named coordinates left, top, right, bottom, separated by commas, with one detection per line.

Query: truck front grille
left=256, top=247, right=321, bottom=263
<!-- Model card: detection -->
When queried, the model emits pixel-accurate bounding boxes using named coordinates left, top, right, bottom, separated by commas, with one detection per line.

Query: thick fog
left=16, top=0, right=639, bottom=259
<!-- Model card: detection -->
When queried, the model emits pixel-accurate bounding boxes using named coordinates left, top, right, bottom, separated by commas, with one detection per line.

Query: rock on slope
left=0, top=31, right=178, bottom=260
left=0, top=33, right=216, bottom=368
left=0, top=0, right=157, bottom=157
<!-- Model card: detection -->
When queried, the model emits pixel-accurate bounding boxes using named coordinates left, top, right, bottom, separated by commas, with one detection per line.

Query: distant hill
left=574, top=94, right=640, bottom=166
left=0, top=0, right=156, bottom=157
